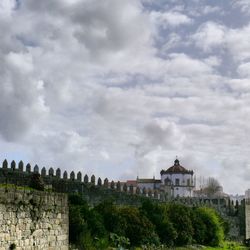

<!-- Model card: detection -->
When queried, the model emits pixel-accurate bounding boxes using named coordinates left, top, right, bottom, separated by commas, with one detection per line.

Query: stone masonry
left=245, top=190, right=250, bottom=243
left=0, top=187, right=68, bottom=250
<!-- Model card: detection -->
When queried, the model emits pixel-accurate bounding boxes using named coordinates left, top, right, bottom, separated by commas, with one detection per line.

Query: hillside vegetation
left=69, top=194, right=232, bottom=249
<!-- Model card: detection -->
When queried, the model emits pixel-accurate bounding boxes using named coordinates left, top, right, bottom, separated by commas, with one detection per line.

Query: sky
left=1, top=0, right=250, bottom=195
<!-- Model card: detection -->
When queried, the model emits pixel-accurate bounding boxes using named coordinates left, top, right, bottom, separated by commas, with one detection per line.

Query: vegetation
left=68, top=195, right=232, bottom=249
left=201, top=177, right=222, bottom=198
left=29, top=173, right=45, bottom=191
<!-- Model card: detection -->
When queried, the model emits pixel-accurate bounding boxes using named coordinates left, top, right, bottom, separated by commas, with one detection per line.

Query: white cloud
left=0, top=0, right=16, bottom=19
left=202, top=5, right=221, bottom=15
left=191, top=22, right=225, bottom=52
left=166, top=53, right=213, bottom=76
left=6, top=52, right=34, bottom=73
left=232, top=0, right=250, bottom=14
left=151, top=10, right=192, bottom=29
left=1, top=0, right=250, bottom=194
left=226, top=24, right=250, bottom=61
left=192, top=21, right=250, bottom=63
left=237, top=62, right=250, bottom=77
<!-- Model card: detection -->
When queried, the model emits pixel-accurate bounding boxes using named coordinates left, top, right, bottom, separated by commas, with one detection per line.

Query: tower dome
left=160, top=159, right=193, bottom=175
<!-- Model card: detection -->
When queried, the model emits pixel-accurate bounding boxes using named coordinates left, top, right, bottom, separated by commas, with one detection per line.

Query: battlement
left=0, top=159, right=163, bottom=198
left=0, top=159, right=233, bottom=207
left=0, top=160, right=243, bottom=241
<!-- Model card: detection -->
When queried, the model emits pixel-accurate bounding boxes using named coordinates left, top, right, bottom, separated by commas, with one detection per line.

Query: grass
left=133, top=242, right=249, bottom=250
left=0, top=183, right=34, bottom=190
left=167, top=241, right=248, bottom=250
left=204, top=241, right=248, bottom=250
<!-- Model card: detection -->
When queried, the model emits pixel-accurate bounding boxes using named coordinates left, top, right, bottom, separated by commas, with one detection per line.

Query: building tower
left=160, top=159, right=195, bottom=197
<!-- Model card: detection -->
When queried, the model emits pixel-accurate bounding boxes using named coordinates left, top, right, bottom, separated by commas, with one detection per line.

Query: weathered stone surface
left=246, top=202, right=250, bottom=239
left=0, top=187, right=68, bottom=250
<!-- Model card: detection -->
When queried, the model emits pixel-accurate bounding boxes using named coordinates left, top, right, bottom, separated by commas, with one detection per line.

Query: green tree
left=191, top=207, right=207, bottom=244
left=166, top=204, right=194, bottom=246
left=140, top=200, right=177, bottom=246
left=118, top=206, right=159, bottom=246
left=69, top=205, right=88, bottom=245
left=196, top=207, right=224, bottom=246
left=69, top=194, right=108, bottom=249
left=94, top=200, right=126, bottom=236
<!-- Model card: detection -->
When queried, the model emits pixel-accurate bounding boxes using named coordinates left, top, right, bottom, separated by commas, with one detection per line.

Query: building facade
left=129, top=159, right=195, bottom=198
left=160, top=159, right=195, bottom=197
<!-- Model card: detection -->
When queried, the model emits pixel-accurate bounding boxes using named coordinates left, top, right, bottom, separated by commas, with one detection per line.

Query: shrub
left=118, top=206, right=160, bottom=246
left=195, top=207, right=224, bottom=246
left=140, top=201, right=177, bottom=246
left=166, top=204, right=194, bottom=246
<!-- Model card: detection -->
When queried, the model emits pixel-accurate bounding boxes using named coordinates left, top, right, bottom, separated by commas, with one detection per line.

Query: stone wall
left=0, top=187, right=68, bottom=250
left=0, top=160, right=243, bottom=241
left=245, top=190, right=250, bottom=241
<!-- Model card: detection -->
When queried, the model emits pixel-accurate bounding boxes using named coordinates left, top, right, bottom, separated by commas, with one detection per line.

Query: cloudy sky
left=1, top=0, right=250, bottom=194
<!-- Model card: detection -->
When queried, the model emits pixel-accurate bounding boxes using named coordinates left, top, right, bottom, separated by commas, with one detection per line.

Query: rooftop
left=137, top=178, right=161, bottom=184
left=160, top=159, right=193, bottom=175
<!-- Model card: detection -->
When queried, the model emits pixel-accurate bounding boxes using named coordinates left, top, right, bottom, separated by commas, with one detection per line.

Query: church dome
left=160, top=159, right=193, bottom=175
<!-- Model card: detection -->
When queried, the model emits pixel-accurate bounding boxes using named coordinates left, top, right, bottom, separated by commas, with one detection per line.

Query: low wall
left=0, top=187, right=68, bottom=250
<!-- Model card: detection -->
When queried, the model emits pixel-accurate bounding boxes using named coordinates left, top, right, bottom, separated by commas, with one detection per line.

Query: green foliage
left=69, top=194, right=108, bottom=249
left=69, top=205, right=87, bottom=244
left=77, top=231, right=95, bottom=250
left=166, top=204, right=194, bottom=246
left=95, top=201, right=159, bottom=246
left=195, top=207, right=224, bottom=246
left=191, top=207, right=207, bottom=244
left=140, top=200, right=177, bottom=246
left=94, top=237, right=110, bottom=250
left=141, top=200, right=225, bottom=247
left=29, top=173, right=45, bottom=191
left=118, top=206, right=160, bottom=246
left=110, top=233, right=130, bottom=249
left=94, top=200, right=126, bottom=236
left=69, top=193, right=88, bottom=206
left=87, top=209, right=107, bottom=238
left=69, top=195, right=226, bottom=248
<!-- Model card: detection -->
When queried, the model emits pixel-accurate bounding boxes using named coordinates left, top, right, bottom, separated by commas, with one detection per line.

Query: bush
left=69, top=205, right=87, bottom=245
left=69, top=196, right=225, bottom=248
left=166, top=204, right=194, bottom=246
left=69, top=194, right=108, bottom=249
left=195, top=207, right=224, bottom=246
left=140, top=201, right=177, bottom=246
left=94, top=200, right=126, bottom=236
left=118, top=206, right=160, bottom=246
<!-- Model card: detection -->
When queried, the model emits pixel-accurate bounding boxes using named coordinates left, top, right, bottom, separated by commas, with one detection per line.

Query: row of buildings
left=125, top=158, right=227, bottom=198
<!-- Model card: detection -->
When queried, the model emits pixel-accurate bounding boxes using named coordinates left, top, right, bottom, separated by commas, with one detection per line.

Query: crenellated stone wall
left=0, top=159, right=244, bottom=241
left=0, top=160, right=236, bottom=209
left=0, top=187, right=68, bottom=250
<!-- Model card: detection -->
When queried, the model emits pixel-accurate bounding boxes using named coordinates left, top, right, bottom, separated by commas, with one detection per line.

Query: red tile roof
left=161, top=159, right=193, bottom=175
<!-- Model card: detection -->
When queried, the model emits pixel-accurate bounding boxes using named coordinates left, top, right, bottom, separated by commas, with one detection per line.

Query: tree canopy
left=68, top=195, right=226, bottom=249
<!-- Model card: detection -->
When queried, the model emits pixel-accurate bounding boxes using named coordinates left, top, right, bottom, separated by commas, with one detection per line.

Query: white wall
left=137, top=182, right=155, bottom=190
left=161, top=173, right=194, bottom=197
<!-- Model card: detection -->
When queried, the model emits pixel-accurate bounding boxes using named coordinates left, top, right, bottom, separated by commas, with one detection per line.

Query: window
left=165, top=178, right=171, bottom=186
left=175, top=178, right=179, bottom=186
left=187, top=179, right=190, bottom=186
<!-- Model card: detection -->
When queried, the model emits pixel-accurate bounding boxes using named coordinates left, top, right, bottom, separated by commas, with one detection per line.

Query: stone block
left=0, top=188, right=68, bottom=249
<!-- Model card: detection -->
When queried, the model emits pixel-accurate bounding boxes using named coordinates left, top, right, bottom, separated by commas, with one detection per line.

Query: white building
left=160, top=159, right=195, bottom=197
left=130, top=159, right=195, bottom=198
